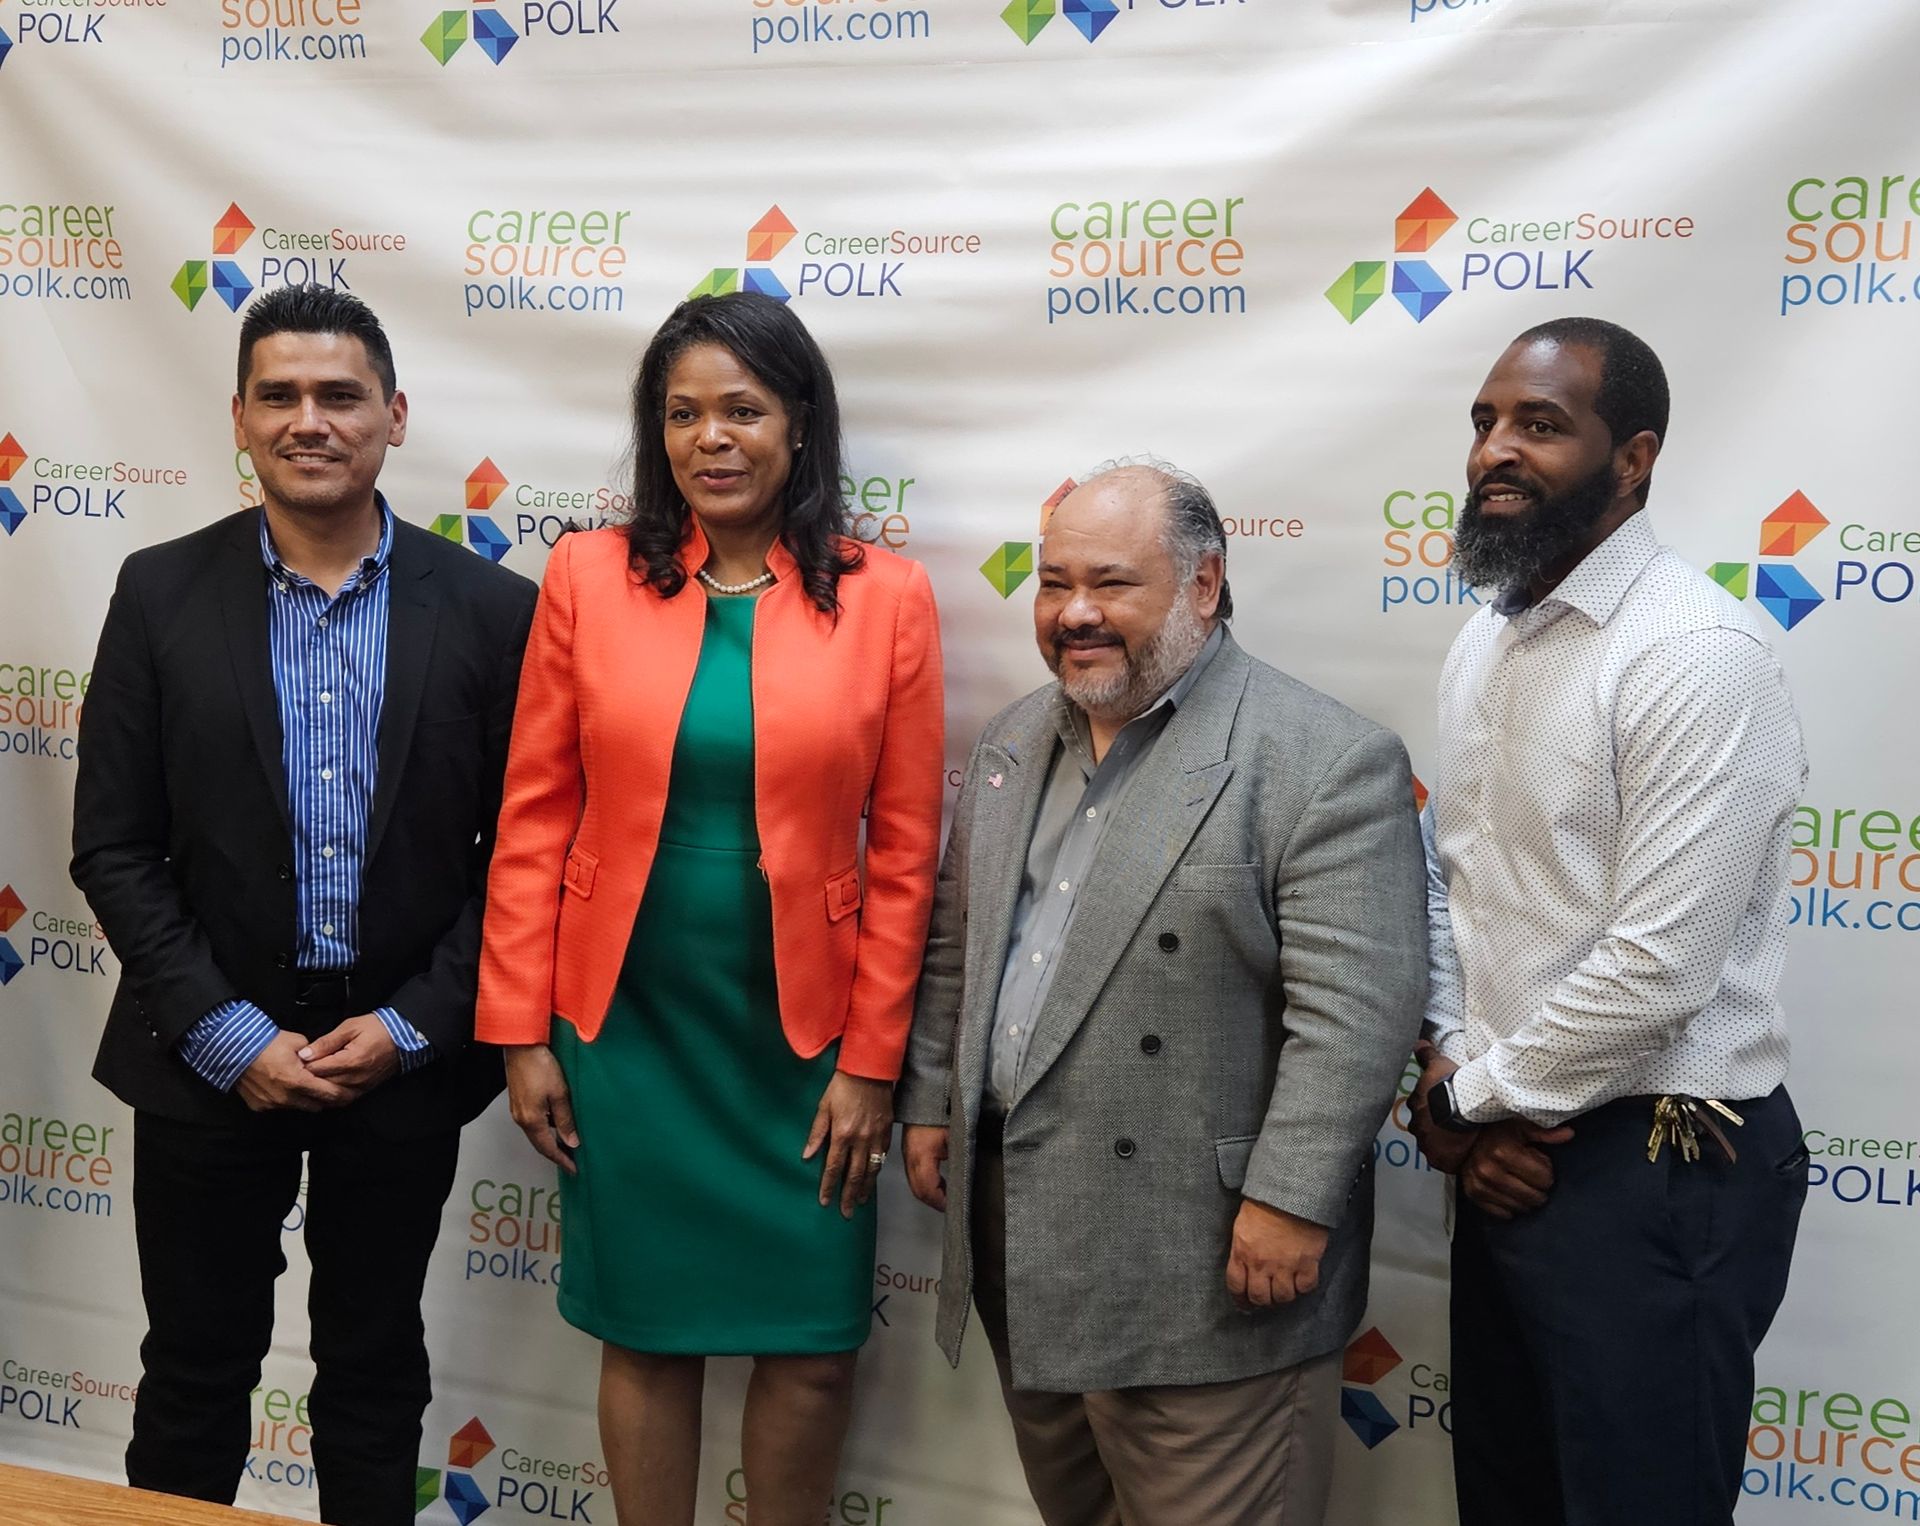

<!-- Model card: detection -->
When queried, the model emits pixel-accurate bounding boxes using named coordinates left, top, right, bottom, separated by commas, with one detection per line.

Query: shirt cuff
left=1448, top=1055, right=1511, bottom=1125
left=374, top=1007, right=433, bottom=1073
left=178, top=1001, right=279, bottom=1093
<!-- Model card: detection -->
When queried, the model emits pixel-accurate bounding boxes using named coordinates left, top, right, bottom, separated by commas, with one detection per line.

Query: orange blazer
left=475, top=524, right=945, bottom=1080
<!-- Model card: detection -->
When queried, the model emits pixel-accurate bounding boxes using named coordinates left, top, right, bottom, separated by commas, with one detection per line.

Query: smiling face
left=1033, top=467, right=1220, bottom=721
left=231, top=331, right=405, bottom=521
left=663, top=342, right=797, bottom=545
left=1456, top=337, right=1636, bottom=591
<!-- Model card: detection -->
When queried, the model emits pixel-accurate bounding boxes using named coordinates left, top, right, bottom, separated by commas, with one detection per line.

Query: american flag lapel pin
left=988, top=773, right=1004, bottom=789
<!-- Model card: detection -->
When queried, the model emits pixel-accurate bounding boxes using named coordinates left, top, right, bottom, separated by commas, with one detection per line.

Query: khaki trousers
left=972, top=1140, right=1341, bottom=1526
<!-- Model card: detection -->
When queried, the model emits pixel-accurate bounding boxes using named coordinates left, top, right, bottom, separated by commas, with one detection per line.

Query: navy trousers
left=1449, top=1087, right=1808, bottom=1526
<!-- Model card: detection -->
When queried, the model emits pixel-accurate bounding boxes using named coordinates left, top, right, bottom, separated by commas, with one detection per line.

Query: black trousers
left=1450, top=1087, right=1808, bottom=1526
left=127, top=1104, right=460, bottom=1526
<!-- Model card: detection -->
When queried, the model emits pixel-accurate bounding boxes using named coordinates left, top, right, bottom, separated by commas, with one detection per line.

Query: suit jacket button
left=1114, top=1137, right=1136, bottom=1159
left=277, top=864, right=293, bottom=881
left=274, top=953, right=292, bottom=969
left=1158, top=932, right=1179, bottom=952
left=1140, top=1035, right=1162, bottom=1055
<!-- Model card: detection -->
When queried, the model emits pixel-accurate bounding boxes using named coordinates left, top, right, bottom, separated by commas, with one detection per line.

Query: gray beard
left=1057, top=596, right=1210, bottom=722
left=1451, top=462, right=1617, bottom=591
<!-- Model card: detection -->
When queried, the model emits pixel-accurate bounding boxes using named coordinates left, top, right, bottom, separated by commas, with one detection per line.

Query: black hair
left=237, top=284, right=397, bottom=400
left=627, top=292, right=860, bottom=614
left=1513, top=316, right=1668, bottom=503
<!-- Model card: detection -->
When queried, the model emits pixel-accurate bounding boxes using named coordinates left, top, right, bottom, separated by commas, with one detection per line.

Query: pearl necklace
left=695, top=566, right=774, bottom=596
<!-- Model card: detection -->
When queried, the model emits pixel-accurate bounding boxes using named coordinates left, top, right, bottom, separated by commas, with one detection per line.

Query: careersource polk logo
left=981, top=478, right=1074, bottom=599
left=749, top=0, right=932, bottom=57
left=1047, top=194, right=1247, bottom=324
left=431, top=458, right=630, bottom=563
left=220, top=1, right=369, bottom=70
left=0, top=882, right=112, bottom=987
left=461, top=205, right=630, bottom=319
left=416, top=1416, right=607, bottom=1523
left=1001, top=0, right=1247, bottom=46
left=1781, top=173, right=1920, bottom=317
left=0, top=427, right=189, bottom=541
left=422, top=0, right=620, bottom=65
left=690, top=203, right=984, bottom=306
left=1709, top=489, right=1918, bottom=633
left=1339, top=1326, right=1452, bottom=1450
left=173, top=202, right=405, bottom=315
left=0, top=198, right=131, bottom=305
left=1329, top=186, right=1697, bottom=325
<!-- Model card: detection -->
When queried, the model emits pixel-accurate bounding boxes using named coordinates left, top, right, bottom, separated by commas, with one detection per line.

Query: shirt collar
left=259, top=493, right=396, bottom=593
left=1497, top=509, right=1661, bottom=629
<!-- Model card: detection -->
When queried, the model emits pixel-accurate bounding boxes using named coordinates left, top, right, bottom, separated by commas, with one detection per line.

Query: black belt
left=290, top=969, right=357, bottom=1013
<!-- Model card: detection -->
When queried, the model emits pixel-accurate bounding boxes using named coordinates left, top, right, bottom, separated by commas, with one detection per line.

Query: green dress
left=551, top=595, right=875, bottom=1354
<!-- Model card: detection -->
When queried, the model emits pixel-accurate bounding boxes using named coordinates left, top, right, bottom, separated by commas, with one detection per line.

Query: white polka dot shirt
left=1424, top=509, right=1807, bottom=1126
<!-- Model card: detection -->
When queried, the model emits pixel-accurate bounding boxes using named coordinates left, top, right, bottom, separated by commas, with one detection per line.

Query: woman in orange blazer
left=475, top=293, right=944, bottom=1526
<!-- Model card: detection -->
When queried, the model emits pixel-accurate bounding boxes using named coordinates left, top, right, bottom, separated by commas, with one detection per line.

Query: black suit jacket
left=71, top=508, right=538, bottom=1139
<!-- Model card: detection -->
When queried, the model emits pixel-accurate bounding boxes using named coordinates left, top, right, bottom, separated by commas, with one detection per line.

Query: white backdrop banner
left=2, top=2, right=1917, bottom=1522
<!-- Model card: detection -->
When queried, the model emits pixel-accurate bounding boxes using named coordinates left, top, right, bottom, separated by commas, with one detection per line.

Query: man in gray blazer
left=898, top=460, right=1427, bottom=1525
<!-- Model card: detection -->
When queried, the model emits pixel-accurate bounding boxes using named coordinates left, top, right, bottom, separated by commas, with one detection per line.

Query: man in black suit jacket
left=70, top=285, right=536, bottom=1526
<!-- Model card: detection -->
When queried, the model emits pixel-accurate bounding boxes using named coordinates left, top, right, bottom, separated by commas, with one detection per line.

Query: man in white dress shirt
left=1408, top=317, right=1810, bottom=1526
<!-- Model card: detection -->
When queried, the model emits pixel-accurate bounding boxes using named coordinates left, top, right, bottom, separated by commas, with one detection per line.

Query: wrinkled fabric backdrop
left=0, top=2, right=1913, bottom=1521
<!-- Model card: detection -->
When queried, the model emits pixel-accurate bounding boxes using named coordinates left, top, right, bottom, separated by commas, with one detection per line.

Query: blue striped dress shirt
left=178, top=500, right=430, bottom=1091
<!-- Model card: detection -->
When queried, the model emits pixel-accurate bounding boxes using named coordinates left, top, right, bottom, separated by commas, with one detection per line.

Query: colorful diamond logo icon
left=1038, top=477, right=1077, bottom=536
left=213, top=203, right=256, bottom=256
left=413, top=1467, right=442, bottom=1516
left=466, top=457, right=508, bottom=511
left=0, top=939, right=22, bottom=988
left=171, top=261, right=210, bottom=312
left=0, top=886, right=24, bottom=935
left=747, top=205, right=797, bottom=263
left=689, top=268, right=740, bottom=300
left=1707, top=562, right=1751, bottom=601
left=422, top=10, right=468, bottom=63
left=1392, top=259, right=1450, bottom=322
left=0, top=433, right=24, bottom=482
left=1002, top=0, right=1052, bottom=43
left=448, top=1417, right=496, bottom=1471
left=211, top=261, right=254, bottom=314
left=1411, top=774, right=1430, bottom=812
left=1326, top=261, right=1385, bottom=324
left=1754, top=564, right=1824, bottom=631
left=473, top=7, right=520, bottom=63
left=1063, top=0, right=1118, bottom=41
left=467, top=516, right=511, bottom=563
left=429, top=514, right=466, bottom=544
left=444, top=1471, right=490, bottom=1525
left=980, top=541, right=1033, bottom=599
left=1340, top=1387, right=1400, bottom=1448
left=0, top=488, right=25, bottom=537
left=1759, top=490, right=1829, bottom=557
left=1394, top=188, right=1457, bottom=253
left=0, top=29, right=14, bottom=74
left=1342, top=1326, right=1404, bottom=1385
left=742, top=267, right=791, bottom=303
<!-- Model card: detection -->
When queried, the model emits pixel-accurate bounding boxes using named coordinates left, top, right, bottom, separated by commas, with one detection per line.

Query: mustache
left=1054, top=628, right=1124, bottom=651
left=1469, top=472, right=1543, bottom=505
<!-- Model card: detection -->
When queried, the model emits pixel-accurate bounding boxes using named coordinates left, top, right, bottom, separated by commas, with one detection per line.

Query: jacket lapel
left=1011, top=635, right=1251, bottom=1105
left=951, top=700, right=1057, bottom=1123
left=219, top=512, right=292, bottom=835
left=365, top=523, right=441, bottom=865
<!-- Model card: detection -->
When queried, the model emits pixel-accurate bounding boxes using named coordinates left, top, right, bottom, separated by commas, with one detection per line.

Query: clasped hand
left=235, top=1016, right=400, bottom=1113
left=1407, top=1039, right=1573, bottom=1218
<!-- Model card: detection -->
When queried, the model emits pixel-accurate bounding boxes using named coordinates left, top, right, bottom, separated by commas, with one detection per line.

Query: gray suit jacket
left=896, top=629, right=1426, bottom=1391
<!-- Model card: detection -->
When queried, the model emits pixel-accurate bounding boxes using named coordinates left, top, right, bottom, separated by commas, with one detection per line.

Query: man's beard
left=1049, top=595, right=1210, bottom=722
left=1452, top=458, right=1618, bottom=591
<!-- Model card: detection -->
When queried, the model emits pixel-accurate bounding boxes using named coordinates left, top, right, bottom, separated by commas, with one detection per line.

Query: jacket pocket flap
left=1171, top=862, right=1262, bottom=893
left=826, top=867, right=863, bottom=922
left=563, top=849, right=598, bottom=898
left=1214, top=1134, right=1259, bottom=1189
